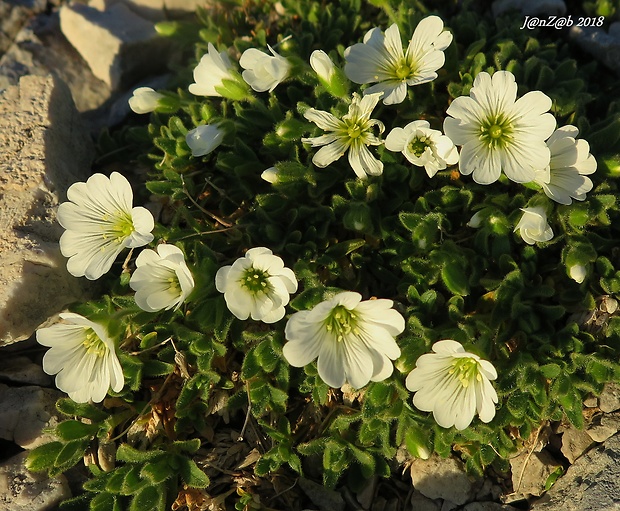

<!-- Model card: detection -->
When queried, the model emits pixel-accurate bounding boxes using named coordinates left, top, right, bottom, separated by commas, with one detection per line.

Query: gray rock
left=298, top=477, right=345, bottom=511
left=59, top=2, right=170, bottom=90
left=0, top=451, right=70, bottom=511
left=463, top=503, right=519, bottom=511
left=0, top=0, right=46, bottom=55
left=569, top=23, right=620, bottom=76
left=409, top=490, right=440, bottom=511
left=529, top=432, right=620, bottom=510
left=0, top=12, right=112, bottom=114
left=508, top=449, right=562, bottom=500
left=409, top=454, right=474, bottom=505
left=492, top=0, right=566, bottom=17
left=0, top=384, right=64, bottom=449
left=90, top=0, right=167, bottom=21
left=0, top=74, right=93, bottom=346
left=355, top=475, right=378, bottom=509
left=0, top=355, right=52, bottom=386
left=586, top=412, right=620, bottom=443
left=598, top=382, right=620, bottom=413
left=560, top=425, right=595, bottom=463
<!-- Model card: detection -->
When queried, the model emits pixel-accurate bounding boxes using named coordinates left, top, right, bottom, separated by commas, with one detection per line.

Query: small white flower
left=467, top=210, right=485, bottom=228
left=443, top=71, right=556, bottom=185
left=569, top=264, right=587, bottom=283
left=533, top=125, right=597, bottom=205
left=130, top=244, right=194, bottom=312
left=283, top=291, right=405, bottom=389
left=514, top=206, right=554, bottom=245
left=302, top=92, right=385, bottom=179
left=36, top=313, right=124, bottom=403
left=215, top=247, right=298, bottom=323
left=405, top=340, right=498, bottom=430
left=128, top=87, right=164, bottom=114
left=261, top=166, right=279, bottom=183
left=188, top=42, right=238, bottom=97
left=344, top=17, right=452, bottom=105
left=186, top=124, right=224, bottom=157
left=385, top=120, right=458, bottom=177
left=310, top=50, right=335, bottom=83
left=239, top=45, right=291, bottom=92
left=57, top=172, right=155, bottom=280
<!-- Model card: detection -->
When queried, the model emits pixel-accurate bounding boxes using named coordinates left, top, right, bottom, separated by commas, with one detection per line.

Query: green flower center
left=395, top=63, right=411, bottom=80
left=408, top=136, right=430, bottom=157
left=103, top=212, right=135, bottom=243
left=449, top=357, right=481, bottom=388
left=347, top=122, right=364, bottom=139
left=82, top=329, right=107, bottom=358
left=167, top=276, right=181, bottom=294
left=240, top=267, right=271, bottom=295
left=480, top=115, right=513, bottom=148
left=324, top=305, right=358, bottom=342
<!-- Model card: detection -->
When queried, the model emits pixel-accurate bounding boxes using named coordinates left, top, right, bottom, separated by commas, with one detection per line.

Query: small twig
left=237, top=381, right=253, bottom=441
left=121, top=248, right=134, bottom=273
left=514, top=425, right=543, bottom=495
left=176, top=226, right=239, bottom=239
left=266, top=478, right=298, bottom=502
left=181, top=175, right=232, bottom=227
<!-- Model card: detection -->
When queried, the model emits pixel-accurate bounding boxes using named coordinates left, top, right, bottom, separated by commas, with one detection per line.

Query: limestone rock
left=409, top=454, right=474, bottom=505
left=298, top=477, right=345, bottom=511
left=569, top=23, right=620, bottom=76
left=492, top=0, right=566, bottom=17
left=0, top=0, right=47, bottom=55
left=529, top=433, right=620, bottom=510
left=0, top=451, right=70, bottom=511
left=0, top=74, right=93, bottom=346
left=59, top=2, right=170, bottom=90
left=0, top=384, right=64, bottom=449
left=463, top=504, right=519, bottom=511
left=586, top=412, right=620, bottom=443
left=90, top=0, right=167, bottom=21
left=598, top=382, right=620, bottom=413
left=410, top=490, right=440, bottom=511
left=0, top=355, right=52, bottom=386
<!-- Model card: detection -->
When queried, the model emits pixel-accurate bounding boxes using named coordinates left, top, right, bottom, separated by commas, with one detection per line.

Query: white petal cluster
left=189, top=42, right=237, bottom=97
left=128, top=87, right=164, bottom=114
left=239, top=46, right=291, bottom=92
left=130, top=244, right=195, bottom=312
left=186, top=124, right=224, bottom=157
left=405, top=340, right=498, bottom=430
left=344, top=17, right=452, bottom=105
left=215, top=247, right=298, bottom=323
left=514, top=206, right=554, bottom=245
left=385, top=120, right=458, bottom=177
left=57, top=172, right=155, bottom=280
left=444, top=71, right=556, bottom=185
left=302, top=92, right=385, bottom=179
left=533, top=125, right=597, bottom=205
left=36, top=313, right=124, bottom=403
left=283, top=292, right=405, bottom=389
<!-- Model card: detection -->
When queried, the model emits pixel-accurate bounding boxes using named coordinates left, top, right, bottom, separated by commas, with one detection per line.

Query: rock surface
left=0, top=384, right=64, bottom=449
left=569, top=22, right=620, bottom=76
left=409, top=454, right=474, bottom=505
left=0, top=451, right=70, bottom=511
left=529, top=432, right=620, bottom=510
left=0, top=74, right=93, bottom=346
left=0, top=355, right=52, bottom=386
left=59, top=2, right=170, bottom=90
left=0, top=0, right=46, bottom=55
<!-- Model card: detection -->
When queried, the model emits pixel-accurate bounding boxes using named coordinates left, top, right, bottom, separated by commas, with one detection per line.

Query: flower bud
left=186, top=123, right=224, bottom=157
left=261, top=167, right=279, bottom=184
left=569, top=264, right=587, bottom=284
left=310, top=50, right=349, bottom=98
left=128, top=87, right=165, bottom=114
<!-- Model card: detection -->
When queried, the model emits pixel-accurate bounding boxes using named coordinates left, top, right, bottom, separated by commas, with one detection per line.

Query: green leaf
left=56, top=420, right=99, bottom=441
left=173, top=438, right=202, bottom=454
left=56, top=399, right=109, bottom=421
left=179, top=458, right=210, bottom=488
left=129, top=486, right=165, bottom=511
left=116, top=444, right=164, bottom=463
left=90, top=492, right=117, bottom=511
left=27, top=441, right=64, bottom=472
left=55, top=440, right=88, bottom=467
left=141, top=459, right=174, bottom=484
left=441, top=262, right=470, bottom=296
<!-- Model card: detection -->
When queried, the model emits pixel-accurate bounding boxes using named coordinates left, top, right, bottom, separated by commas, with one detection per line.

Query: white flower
left=283, top=292, right=405, bottom=389
left=569, top=264, right=587, bottom=283
left=215, top=247, right=298, bottom=323
left=467, top=210, right=485, bottom=228
left=128, top=87, right=164, bottom=114
left=443, top=71, right=556, bottom=185
left=302, top=92, right=385, bottom=179
left=533, top=125, right=597, bottom=205
left=344, top=17, right=452, bottom=105
left=239, top=45, right=291, bottom=92
left=130, top=244, right=194, bottom=312
left=310, top=50, right=335, bottom=83
left=261, top=166, right=279, bottom=183
left=57, top=172, right=155, bottom=280
left=385, top=120, right=458, bottom=177
left=514, top=206, right=554, bottom=245
left=36, top=313, right=124, bottom=403
left=188, top=42, right=237, bottom=97
left=405, top=340, right=498, bottom=430
left=186, top=124, right=224, bottom=157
